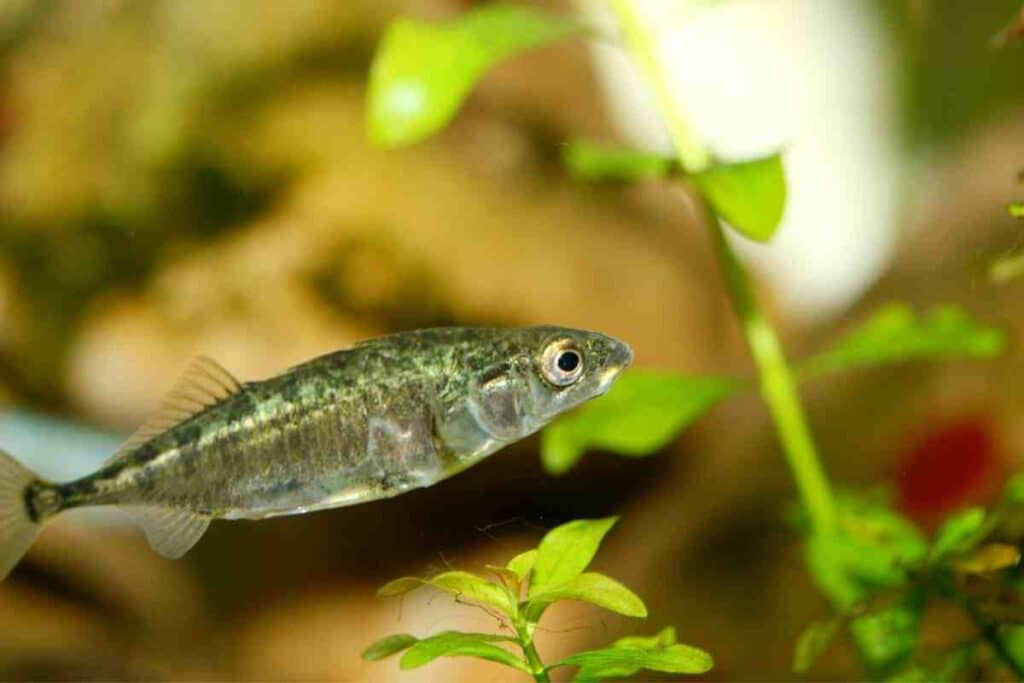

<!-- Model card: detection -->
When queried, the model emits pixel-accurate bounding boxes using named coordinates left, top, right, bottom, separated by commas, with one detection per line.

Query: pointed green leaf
left=541, top=371, right=738, bottom=475
left=530, top=517, right=618, bottom=595
left=362, top=633, right=419, bottom=661
left=634, top=644, right=714, bottom=674
left=528, top=572, right=647, bottom=618
left=793, top=618, right=839, bottom=673
left=368, top=5, right=577, bottom=147
left=801, top=304, right=1005, bottom=378
left=850, top=596, right=924, bottom=678
left=506, top=549, right=537, bottom=582
left=377, top=571, right=514, bottom=614
left=562, top=141, right=677, bottom=181
left=559, top=644, right=713, bottom=679
left=378, top=576, right=425, bottom=597
left=692, top=154, right=786, bottom=242
left=485, top=564, right=521, bottom=588
left=613, top=626, right=677, bottom=650
left=931, top=507, right=985, bottom=560
left=399, top=631, right=528, bottom=672
left=429, top=570, right=515, bottom=615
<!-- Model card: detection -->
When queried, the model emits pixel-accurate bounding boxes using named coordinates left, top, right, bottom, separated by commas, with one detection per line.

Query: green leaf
left=793, top=618, right=840, bottom=674
left=528, top=572, right=648, bottom=619
left=562, top=141, right=677, bottom=181
left=377, top=576, right=425, bottom=597
left=485, top=564, right=521, bottom=588
left=506, top=549, right=537, bottom=582
left=541, top=371, right=738, bottom=475
left=530, top=517, right=618, bottom=596
left=377, top=570, right=514, bottom=615
left=399, top=631, right=528, bottom=672
left=428, top=570, right=515, bottom=615
left=801, top=304, right=1005, bottom=378
left=368, top=4, right=576, bottom=147
left=613, top=626, right=678, bottom=650
left=1010, top=202, right=1024, bottom=218
left=362, top=633, right=419, bottom=661
left=804, top=495, right=926, bottom=608
left=559, top=644, right=713, bottom=680
left=692, top=154, right=786, bottom=242
left=850, top=595, right=924, bottom=678
left=931, top=507, right=986, bottom=560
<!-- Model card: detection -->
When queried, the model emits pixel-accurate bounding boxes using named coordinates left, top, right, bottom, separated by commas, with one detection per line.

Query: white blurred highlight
left=587, top=0, right=905, bottom=321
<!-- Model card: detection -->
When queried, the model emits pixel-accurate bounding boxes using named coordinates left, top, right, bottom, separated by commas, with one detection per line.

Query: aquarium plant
left=363, top=516, right=712, bottom=681
left=364, top=1, right=1024, bottom=679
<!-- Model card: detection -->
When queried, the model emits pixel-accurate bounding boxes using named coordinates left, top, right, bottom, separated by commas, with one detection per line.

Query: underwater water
left=2, top=0, right=1024, bottom=680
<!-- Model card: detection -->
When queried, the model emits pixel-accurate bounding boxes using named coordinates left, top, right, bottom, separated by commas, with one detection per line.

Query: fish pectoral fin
left=122, top=506, right=211, bottom=559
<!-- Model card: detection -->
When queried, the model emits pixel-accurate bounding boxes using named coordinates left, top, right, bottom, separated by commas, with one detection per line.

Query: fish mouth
left=597, top=340, right=633, bottom=392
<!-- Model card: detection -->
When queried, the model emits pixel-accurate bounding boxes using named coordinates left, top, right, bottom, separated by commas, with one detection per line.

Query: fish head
left=464, top=326, right=632, bottom=443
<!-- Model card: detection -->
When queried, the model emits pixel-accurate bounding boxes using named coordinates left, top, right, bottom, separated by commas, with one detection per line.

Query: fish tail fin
left=0, top=449, right=49, bottom=580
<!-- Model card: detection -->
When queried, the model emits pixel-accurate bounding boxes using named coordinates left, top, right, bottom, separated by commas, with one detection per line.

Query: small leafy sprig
left=362, top=517, right=713, bottom=682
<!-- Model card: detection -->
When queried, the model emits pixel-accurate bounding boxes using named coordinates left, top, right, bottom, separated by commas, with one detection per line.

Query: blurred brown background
left=1, top=0, right=1024, bottom=680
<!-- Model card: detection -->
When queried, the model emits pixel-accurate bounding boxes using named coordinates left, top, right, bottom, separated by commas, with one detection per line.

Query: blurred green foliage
left=792, top=475, right=1024, bottom=678
left=367, top=4, right=576, bottom=147
left=799, top=304, right=1006, bottom=378
left=541, top=373, right=738, bottom=475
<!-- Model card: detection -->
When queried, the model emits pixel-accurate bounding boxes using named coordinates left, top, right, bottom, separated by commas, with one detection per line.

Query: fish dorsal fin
left=121, top=506, right=211, bottom=559
left=107, top=356, right=244, bottom=464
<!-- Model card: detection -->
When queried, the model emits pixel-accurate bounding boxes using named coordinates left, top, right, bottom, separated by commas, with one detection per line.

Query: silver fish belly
left=91, top=374, right=460, bottom=520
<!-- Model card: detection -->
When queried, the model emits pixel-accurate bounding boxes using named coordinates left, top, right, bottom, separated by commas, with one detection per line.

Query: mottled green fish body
left=0, top=326, right=630, bottom=574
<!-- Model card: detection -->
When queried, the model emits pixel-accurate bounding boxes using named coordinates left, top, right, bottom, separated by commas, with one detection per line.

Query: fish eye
left=541, top=340, right=585, bottom=387
left=557, top=350, right=580, bottom=372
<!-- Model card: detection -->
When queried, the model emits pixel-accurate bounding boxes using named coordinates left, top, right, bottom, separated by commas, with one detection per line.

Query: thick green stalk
left=515, top=617, right=551, bottom=683
left=607, top=0, right=835, bottom=532
left=706, top=218, right=835, bottom=530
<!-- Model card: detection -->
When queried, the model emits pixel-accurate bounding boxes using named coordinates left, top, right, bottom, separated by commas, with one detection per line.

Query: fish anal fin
left=122, top=506, right=211, bottom=559
left=105, top=356, right=244, bottom=465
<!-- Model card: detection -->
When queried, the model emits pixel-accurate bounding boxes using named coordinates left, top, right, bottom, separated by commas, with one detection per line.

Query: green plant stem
left=706, top=218, right=835, bottom=531
left=515, top=617, right=551, bottom=683
left=607, top=0, right=835, bottom=533
left=607, top=0, right=710, bottom=173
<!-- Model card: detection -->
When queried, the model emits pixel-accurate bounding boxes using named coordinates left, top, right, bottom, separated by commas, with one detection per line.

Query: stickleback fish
left=0, top=326, right=631, bottom=578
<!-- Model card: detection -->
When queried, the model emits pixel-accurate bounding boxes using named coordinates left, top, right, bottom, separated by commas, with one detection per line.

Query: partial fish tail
left=0, top=449, right=57, bottom=580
